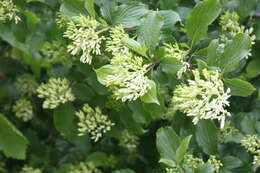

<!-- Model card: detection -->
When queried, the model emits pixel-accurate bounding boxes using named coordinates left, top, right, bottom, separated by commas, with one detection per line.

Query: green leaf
left=0, top=114, right=28, bottom=159
left=220, top=34, right=251, bottom=73
left=95, top=65, right=116, bottom=85
left=160, top=57, right=183, bottom=75
left=159, top=10, right=181, bottom=31
left=72, top=83, right=95, bottom=102
left=84, top=0, right=95, bottom=18
left=195, top=163, right=214, bottom=173
left=112, top=2, right=148, bottom=27
left=220, top=156, right=242, bottom=172
left=176, top=135, right=192, bottom=164
left=159, top=158, right=176, bottom=167
left=140, top=80, right=160, bottom=105
left=122, top=38, right=148, bottom=57
left=185, top=0, right=221, bottom=44
left=159, top=0, right=180, bottom=10
left=138, top=11, right=164, bottom=52
left=53, top=103, right=79, bottom=142
left=236, top=0, right=258, bottom=19
left=156, top=127, right=181, bottom=161
left=60, top=0, right=88, bottom=18
left=195, top=120, right=218, bottom=155
left=224, top=78, right=255, bottom=97
left=112, top=169, right=135, bottom=173
left=246, top=58, right=260, bottom=78
left=207, top=39, right=220, bottom=66
left=86, top=152, right=108, bottom=167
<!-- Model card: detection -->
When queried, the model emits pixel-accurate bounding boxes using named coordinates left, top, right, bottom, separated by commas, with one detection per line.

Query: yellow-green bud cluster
left=14, top=74, right=38, bottom=97
left=207, top=155, right=223, bottom=173
left=64, top=15, right=105, bottom=64
left=119, top=130, right=139, bottom=152
left=164, top=43, right=190, bottom=79
left=40, top=40, right=71, bottom=65
left=76, top=104, right=114, bottom=142
left=37, top=78, right=75, bottom=109
left=12, top=98, right=33, bottom=122
left=183, top=154, right=204, bottom=171
left=172, top=69, right=231, bottom=128
left=20, top=166, right=42, bottom=173
left=55, top=12, right=69, bottom=29
left=0, top=0, right=20, bottom=23
left=106, top=25, right=129, bottom=56
left=241, top=135, right=260, bottom=167
left=165, top=167, right=178, bottom=173
left=219, top=121, right=238, bottom=143
left=105, top=155, right=117, bottom=169
left=219, top=11, right=255, bottom=45
left=70, top=162, right=102, bottom=173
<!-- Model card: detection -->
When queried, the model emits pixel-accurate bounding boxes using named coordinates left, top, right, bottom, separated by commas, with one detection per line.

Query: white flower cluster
left=20, top=166, right=42, bottom=173
left=119, top=130, right=139, bottom=152
left=63, top=15, right=105, bottom=64
left=14, top=74, right=39, bottom=97
left=220, top=12, right=255, bottom=45
left=164, top=43, right=190, bottom=79
left=106, top=25, right=129, bottom=56
left=76, top=104, right=114, bottom=142
left=41, top=40, right=71, bottom=65
left=37, top=78, right=75, bottom=109
left=172, top=69, right=231, bottom=128
left=100, top=26, right=152, bottom=102
left=0, top=0, right=20, bottom=23
left=70, top=162, right=101, bottom=173
left=12, top=98, right=33, bottom=122
left=241, top=135, right=260, bottom=167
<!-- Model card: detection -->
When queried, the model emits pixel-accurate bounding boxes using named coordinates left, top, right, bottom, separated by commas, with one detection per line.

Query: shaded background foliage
left=0, top=0, right=260, bottom=173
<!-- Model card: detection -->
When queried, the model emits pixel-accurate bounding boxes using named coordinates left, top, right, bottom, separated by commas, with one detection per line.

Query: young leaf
left=140, top=80, right=160, bottom=105
left=138, top=11, right=164, bottom=52
left=224, top=78, right=255, bottom=97
left=53, top=103, right=79, bottom=143
left=185, top=0, right=221, bottom=44
left=175, top=135, right=192, bottom=164
left=0, top=114, right=28, bottom=159
left=95, top=65, right=116, bottom=85
left=159, top=158, right=177, bottom=167
left=112, top=2, right=148, bottom=27
left=156, top=127, right=181, bottom=161
left=220, top=34, right=251, bottom=73
left=84, top=0, right=95, bottom=18
left=122, top=38, right=148, bottom=57
left=195, top=120, right=218, bottom=155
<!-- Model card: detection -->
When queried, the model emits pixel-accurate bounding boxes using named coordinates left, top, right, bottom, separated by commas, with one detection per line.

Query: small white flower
left=37, top=78, right=75, bottom=109
left=172, top=69, right=231, bottom=128
left=76, top=104, right=114, bottom=142
left=63, top=15, right=106, bottom=64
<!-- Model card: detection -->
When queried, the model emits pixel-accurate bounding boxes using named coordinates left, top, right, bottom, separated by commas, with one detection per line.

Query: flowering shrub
left=0, top=0, right=260, bottom=173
